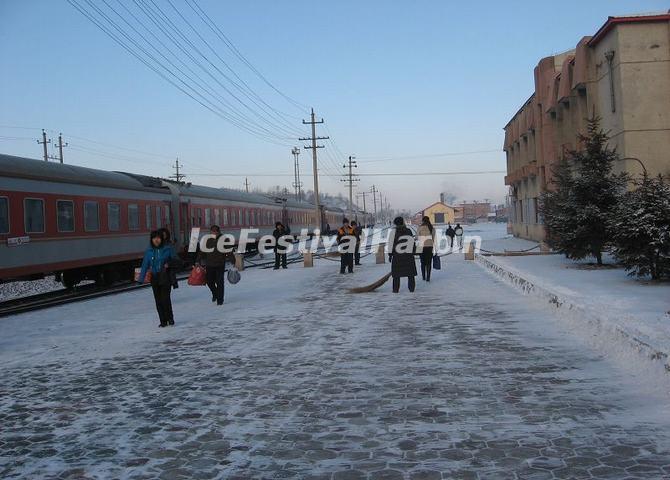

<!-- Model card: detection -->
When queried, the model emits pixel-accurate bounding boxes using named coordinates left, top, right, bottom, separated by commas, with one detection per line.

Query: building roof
left=589, top=11, right=670, bottom=46
left=414, top=201, right=455, bottom=216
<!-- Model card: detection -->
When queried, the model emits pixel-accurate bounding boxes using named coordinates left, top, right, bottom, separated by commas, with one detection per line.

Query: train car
left=0, top=154, right=345, bottom=287
left=0, top=154, right=173, bottom=287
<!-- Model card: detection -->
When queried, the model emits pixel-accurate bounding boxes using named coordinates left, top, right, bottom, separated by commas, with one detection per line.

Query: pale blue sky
left=1, top=0, right=666, bottom=211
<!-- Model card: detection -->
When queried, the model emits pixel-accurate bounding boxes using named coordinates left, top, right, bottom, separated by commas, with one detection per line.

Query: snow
left=475, top=223, right=670, bottom=373
left=0, top=276, right=66, bottom=302
left=2, top=231, right=670, bottom=478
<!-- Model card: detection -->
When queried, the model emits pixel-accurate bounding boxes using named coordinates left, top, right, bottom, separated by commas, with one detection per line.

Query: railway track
left=0, top=274, right=190, bottom=318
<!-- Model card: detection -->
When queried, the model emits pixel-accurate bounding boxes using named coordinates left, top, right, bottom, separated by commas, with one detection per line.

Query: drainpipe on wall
left=604, top=50, right=616, bottom=113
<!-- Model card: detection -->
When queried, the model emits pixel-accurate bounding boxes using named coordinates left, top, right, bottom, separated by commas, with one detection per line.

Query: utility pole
left=299, top=108, right=329, bottom=231
left=244, top=177, right=250, bottom=193
left=341, top=155, right=358, bottom=220
left=37, top=129, right=51, bottom=162
left=356, top=191, right=368, bottom=226
left=370, top=185, right=378, bottom=225
left=170, top=158, right=186, bottom=183
left=55, top=133, right=67, bottom=164
left=291, top=147, right=303, bottom=201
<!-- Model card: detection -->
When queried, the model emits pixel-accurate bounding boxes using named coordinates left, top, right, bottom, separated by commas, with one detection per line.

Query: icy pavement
left=1, top=252, right=670, bottom=479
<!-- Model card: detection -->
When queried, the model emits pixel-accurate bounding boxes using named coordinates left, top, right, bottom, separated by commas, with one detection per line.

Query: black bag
left=432, top=255, right=441, bottom=270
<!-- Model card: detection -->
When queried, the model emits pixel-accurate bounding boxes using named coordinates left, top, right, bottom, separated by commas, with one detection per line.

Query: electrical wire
left=186, top=0, right=310, bottom=114
left=68, top=0, right=298, bottom=146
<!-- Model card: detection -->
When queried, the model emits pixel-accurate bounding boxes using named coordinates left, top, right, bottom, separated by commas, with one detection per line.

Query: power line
left=186, top=170, right=506, bottom=177
left=67, top=0, right=296, bottom=145
left=357, top=149, right=502, bottom=162
left=185, top=0, right=309, bottom=113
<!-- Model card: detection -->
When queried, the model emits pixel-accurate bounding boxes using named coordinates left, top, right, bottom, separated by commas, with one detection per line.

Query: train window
left=24, top=198, right=45, bottom=233
left=214, top=208, right=220, bottom=226
left=0, top=197, right=8, bottom=234
left=128, top=204, right=139, bottom=230
left=164, top=205, right=170, bottom=228
left=146, top=205, right=152, bottom=230
left=196, top=208, right=202, bottom=226
left=205, top=208, right=211, bottom=227
left=108, top=203, right=120, bottom=231
left=156, top=206, right=162, bottom=228
left=223, top=208, right=228, bottom=226
left=238, top=209, right=242, bottom=226
left=84, top=201, right=99, bottom=232
left=56, top=200, right=75, bottom=232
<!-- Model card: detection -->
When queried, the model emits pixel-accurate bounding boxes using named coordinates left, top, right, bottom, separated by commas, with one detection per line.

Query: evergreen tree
left=611, top=173, right=670, bottom=280
left=540, top=117, right=628, bottom=265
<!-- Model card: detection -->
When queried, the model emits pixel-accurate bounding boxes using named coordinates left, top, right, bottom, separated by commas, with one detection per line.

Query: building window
left=146, top=205, right=152, bottom=230
left=0, top=197, right=8, bottom=234
left=108, top=203, right=121, bottom=231
left=84, top=201, right=100, bottom=232
left=57, top=200, right=75, bottom=232
left=24, top=198, right=45, bottom=233
left=128, top=204, right=139, bottom=230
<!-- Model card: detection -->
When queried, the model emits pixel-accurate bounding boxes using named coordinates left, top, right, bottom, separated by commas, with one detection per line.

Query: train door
left=180, top=202, right=190, bottom=246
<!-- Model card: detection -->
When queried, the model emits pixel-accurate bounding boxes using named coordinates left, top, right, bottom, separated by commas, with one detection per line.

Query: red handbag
left=188, top=265, right=207, bottom=286
left=134, top=268, right=152, bottom=283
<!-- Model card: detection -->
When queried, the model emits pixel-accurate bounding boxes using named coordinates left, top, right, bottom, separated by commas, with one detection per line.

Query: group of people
left=137, top=217, right=463, bottom=327
left=137, top=224, right=231, bottom=327
left=336, top=219, right=363, bottom=274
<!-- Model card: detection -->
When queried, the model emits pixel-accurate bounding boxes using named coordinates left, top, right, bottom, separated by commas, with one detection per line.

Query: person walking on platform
left=272, top=222, right=291, bottom=269
left=351, top=220, right=362, bottom=266
left=416, top=216, right=435, bottom=282
left=389, top=216, right=417, bottom=293
left=454, top=223, right=464, bottom=248
left=446, top=223, right=456, bottom=249
left=197, top=225, right=228, bottom=305
left=337, top=218, right=356, bottom=274
left=139, top=230, right=178, bottom=327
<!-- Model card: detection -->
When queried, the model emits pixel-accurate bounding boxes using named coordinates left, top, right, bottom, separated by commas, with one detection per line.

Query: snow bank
left=474, top=224, right=670, bottom=376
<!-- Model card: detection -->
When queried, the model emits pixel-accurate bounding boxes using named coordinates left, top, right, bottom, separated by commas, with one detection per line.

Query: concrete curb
left=475, top=254, right=670, bottom=373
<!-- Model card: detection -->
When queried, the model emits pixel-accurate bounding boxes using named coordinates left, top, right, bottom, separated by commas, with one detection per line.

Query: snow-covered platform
left=2, top=228, right=670, bottom=479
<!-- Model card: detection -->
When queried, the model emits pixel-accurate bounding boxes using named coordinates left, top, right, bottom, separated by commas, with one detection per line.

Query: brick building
left=503, top=12, right=670, bottom=241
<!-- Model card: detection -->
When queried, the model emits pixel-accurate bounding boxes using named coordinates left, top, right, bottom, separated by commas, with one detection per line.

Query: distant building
left=503, top=12, right=670, bottom=241
left=456, top=202, right=491, bottom=224
left=414, top=201, right=455, bottom=225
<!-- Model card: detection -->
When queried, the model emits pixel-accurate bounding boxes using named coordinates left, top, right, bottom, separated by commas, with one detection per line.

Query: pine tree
left=540, top=117, right=628, bottom=265
left=611, top=174, right=670, bottom=280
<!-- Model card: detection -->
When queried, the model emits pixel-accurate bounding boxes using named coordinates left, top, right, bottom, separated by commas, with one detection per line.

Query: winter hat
left=393, top=216, right=404, bottom=226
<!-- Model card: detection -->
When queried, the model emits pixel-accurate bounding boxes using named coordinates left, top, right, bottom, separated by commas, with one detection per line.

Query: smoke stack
left=440, top=193, right=445, bottom=204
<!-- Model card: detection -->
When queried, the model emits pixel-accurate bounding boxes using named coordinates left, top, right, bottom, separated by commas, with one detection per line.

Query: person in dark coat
left=139, top=230, right=178, bottom=327
left=272, top=222, right=291, bottom=269
left=445, top=223, right=456, bottom=248
left=389, top=216, right=417, bottom=293
left=351, top=220, right=362, bottom=266
left=337, top=218, right=356, bottom=274
left=416, top=216, right=435, bottom=281
left=454, top=223, right=464, bottom=248
left=197, top=225, right=228, bottom=305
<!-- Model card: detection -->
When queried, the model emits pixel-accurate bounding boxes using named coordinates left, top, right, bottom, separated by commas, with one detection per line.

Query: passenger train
left=0, top=154, right=345, bottom=287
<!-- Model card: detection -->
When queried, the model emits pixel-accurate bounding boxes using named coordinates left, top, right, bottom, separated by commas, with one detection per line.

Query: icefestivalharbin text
left=188, top=228, right=481, bottom=255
